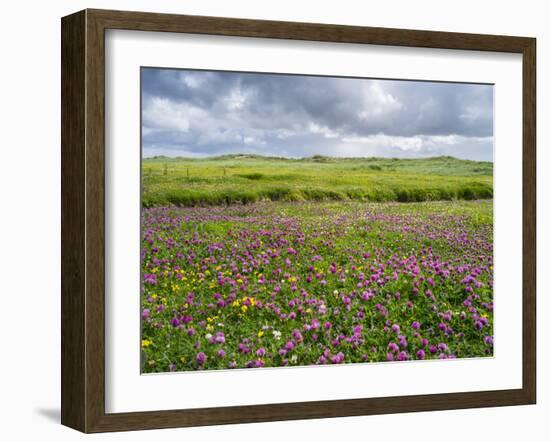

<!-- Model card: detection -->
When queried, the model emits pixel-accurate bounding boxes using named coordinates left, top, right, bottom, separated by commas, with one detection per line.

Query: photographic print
left=140, top=67, right=494, bottom=373
left=61, top=10, right=535, bottom=431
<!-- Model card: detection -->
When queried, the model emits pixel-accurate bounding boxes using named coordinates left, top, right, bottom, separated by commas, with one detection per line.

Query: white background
left=0, top=0, right=547, bottom=440
left=106, top=30, right=522, bottom=413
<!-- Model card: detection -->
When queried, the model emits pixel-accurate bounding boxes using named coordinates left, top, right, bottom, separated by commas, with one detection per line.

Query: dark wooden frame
left=61, top=8, right=536, bottom=433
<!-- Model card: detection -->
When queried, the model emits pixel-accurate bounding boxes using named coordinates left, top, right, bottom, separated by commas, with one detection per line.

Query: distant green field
left=142, top=155, right=493, bottom=207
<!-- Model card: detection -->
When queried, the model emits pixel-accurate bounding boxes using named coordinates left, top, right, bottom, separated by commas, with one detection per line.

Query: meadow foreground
left=140, top=200, right=493, bottom=373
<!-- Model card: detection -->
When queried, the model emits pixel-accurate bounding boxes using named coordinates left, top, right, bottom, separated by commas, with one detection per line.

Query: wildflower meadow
left=140, top=183, right=493, bottom=373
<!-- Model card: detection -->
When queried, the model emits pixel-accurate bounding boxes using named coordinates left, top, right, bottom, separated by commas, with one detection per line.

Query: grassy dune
left=142, top=155, right=493, bottom=207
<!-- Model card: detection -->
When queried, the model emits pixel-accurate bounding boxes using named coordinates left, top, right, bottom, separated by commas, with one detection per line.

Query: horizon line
left=141, top=153, right=494, bottom=163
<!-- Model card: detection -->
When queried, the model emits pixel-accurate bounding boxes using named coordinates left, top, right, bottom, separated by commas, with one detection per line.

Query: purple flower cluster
left=140, top=201, right=493, bottom=373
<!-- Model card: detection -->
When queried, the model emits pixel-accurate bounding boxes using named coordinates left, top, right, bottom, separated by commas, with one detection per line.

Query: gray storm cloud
left=141, top=68, right=493, bottom=161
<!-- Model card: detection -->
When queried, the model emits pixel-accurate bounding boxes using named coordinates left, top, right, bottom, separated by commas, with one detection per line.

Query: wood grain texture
left=90, top=389, right=531, bottom=433
left=61, top=10, right=86, bottom=431
left=84, top=9, right=107, bottom=432
left=522, top=38, right=537, bottom=404
left=60, top=8, right=537, bottom=433
left=89, top=8, right=532, bottom=52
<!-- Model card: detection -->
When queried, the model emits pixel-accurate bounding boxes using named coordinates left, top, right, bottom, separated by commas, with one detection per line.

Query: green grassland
left=142, top=155, right=493, bottom=207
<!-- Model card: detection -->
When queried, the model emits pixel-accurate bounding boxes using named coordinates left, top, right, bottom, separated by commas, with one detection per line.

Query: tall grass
left=142, top=155, right=493, bottom=207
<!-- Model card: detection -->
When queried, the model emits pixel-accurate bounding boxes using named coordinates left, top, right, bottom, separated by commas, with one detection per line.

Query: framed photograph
left=61, top=9, right=536, bottom=433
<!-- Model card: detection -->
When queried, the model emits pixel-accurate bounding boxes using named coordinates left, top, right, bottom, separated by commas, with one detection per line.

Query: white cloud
left=143, top=145, right=210, bottom=158
left=141, top=68, right=494, bottom=161
left=181, top=72, right=205, bottom=89
left=308, top=122, right=340, bottom=139
left=335, top=134, right=493, bottom=160
left=243, top=135, right=266, bottom=146
left=224, top=87, right=248, bottom=110
left=359, top=82, right=403, bottom=119
left=142, top=97, right=206, bottom=133
left=275, top=129, right=296, bottom=139
left=342, top=134, right=424, bottom=152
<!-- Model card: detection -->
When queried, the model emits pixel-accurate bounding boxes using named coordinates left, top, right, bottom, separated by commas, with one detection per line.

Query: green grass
left=142, top=155, right=493, bottom=207
left=141, top=199, right=494, bottom=372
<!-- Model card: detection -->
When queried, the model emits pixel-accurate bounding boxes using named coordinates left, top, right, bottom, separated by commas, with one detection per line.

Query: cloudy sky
left=141, top=68, right=493, bottom=161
